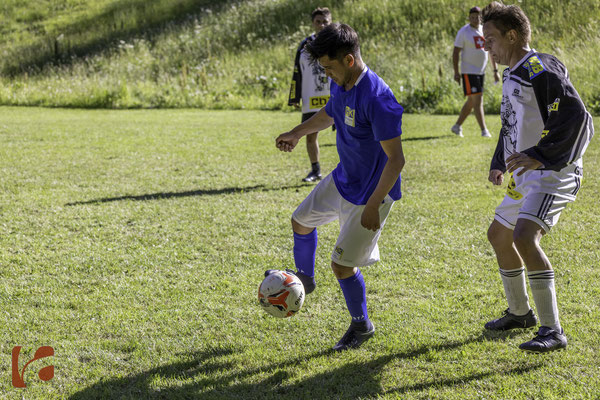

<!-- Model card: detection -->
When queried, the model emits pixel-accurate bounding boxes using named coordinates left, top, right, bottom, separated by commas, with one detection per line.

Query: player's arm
left=362, top=136, right=405, bottom=231
left=489, top=132, right=506, bottom=185
left=452, top=46, right=461, bottom=84
left=275, top=107, right=334, bottom=152
left=519, top=56, right=593, bottom=172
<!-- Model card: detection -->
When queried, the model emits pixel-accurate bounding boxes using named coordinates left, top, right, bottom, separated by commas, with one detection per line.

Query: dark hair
left=311, top=7, right=331, bottom=21
left=482, top=1, right=531, bottom=44
left=305, top=23, right=360, bottom=62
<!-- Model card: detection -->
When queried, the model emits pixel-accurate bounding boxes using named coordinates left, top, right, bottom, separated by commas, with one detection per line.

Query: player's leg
left=485, top=219, right=537, bottom=330
left=303, top=132, right=321, bottom=182
left=289, top=174, right=340, bottom=294
left=331, top=196, right=394, bottom=351
left=514, top=193, right=571, bottom=352
left=485, top=191, right=537, bottom=331
left=472, top=92, right=491, bottom=137
left=452, top=75, right=474, bottom=136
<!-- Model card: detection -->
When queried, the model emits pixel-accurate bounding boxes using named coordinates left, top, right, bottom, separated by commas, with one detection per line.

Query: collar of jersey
left=510, top=48, right=536, bottom=72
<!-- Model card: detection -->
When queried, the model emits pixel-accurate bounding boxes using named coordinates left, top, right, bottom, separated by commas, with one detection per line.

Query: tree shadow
left=68, top=335, right=541, bottom=399
left=64, top=183, right=312, bottom=206
left=6, top=0, right=347, bottom=76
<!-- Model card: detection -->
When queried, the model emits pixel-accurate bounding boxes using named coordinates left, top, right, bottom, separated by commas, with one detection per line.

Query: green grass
left=0, top=0, right=599, bottom=113
left=0, top=107, right=599, bottom=399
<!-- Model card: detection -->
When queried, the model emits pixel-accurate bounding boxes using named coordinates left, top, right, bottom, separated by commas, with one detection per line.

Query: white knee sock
left=499, top=267, right=530, bottom=316
left=528, top=270, right=561, bottom=332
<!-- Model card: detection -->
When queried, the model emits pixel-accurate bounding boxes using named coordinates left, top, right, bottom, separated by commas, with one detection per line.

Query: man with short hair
left=288, top=7, right=332, bottom=182
left=273, top=23, right=405, bottom=351
left=482, top=1, right=593, bottom=353
left=451, top=6, right=500, bottom=138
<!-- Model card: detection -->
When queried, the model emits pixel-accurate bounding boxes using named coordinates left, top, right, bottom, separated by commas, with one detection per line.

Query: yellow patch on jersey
left=523, top=55, right=546, bottom=79
left=506, top=175, right=523, bottom=200
left=548, top=98, right=560, bottom=112
left=309, top=95, right=330, bottom=108
left=541, top=130, right=549, bottom=138
left=344, top=106, right=355, bottom=127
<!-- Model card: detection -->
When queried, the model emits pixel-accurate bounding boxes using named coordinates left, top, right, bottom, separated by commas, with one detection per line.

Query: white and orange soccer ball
left=258, top=270, right=305, bottom=318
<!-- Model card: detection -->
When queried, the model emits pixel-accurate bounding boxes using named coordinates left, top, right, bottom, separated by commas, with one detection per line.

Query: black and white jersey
left=288, top=35, right=330, bottom=114
left=490, top=49, right=594, bottom=174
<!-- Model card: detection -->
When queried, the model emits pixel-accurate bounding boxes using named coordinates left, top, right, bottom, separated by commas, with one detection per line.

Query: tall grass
left=0, top=0, right=599, bottom=113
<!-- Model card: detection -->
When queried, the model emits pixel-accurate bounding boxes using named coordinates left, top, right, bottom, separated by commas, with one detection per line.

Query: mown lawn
left=0, top=107, right=598, bottom=399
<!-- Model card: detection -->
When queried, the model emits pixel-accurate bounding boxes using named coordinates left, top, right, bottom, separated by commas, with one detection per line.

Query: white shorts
left=494, top=166, right=581, bottom=232
left=292, top=173, right=394, bottom=267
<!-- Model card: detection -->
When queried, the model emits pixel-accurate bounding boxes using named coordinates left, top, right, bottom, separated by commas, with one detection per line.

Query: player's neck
left=344, top=59, right=365, bottom=91
left=508, top=46, right=532, bottom=69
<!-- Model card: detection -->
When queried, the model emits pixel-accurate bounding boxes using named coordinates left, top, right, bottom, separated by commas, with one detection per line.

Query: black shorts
left=301, top=112, right=317, bottom=123
left=462, top=74, right=485, bottom=96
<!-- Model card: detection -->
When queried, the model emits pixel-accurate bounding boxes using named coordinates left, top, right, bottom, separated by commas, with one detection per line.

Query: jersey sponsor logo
left=548, top=97, right=560, bottom=113
left=473, top=35, right=485, bottom=49
left=333, top=246, right=344, bottom=259
left=309, top=95, right=330, bottom=108
left=506, top=175, right=523, bottom=200
left=523, top=55, right=546, bottom=79
left=541, top=130, right=549, bottom=138
left=344, top=106, right=355, bottom=127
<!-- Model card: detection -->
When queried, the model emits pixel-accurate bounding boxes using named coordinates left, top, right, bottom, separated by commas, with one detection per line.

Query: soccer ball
left=258, top=270, right=305, bottom=318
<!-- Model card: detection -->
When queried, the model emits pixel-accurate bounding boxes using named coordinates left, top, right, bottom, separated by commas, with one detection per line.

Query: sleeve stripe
left=568, top=112, right=594, bottom=163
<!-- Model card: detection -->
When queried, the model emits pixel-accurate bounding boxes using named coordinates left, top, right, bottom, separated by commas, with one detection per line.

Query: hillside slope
left=0, top=0, right=598, bottom=113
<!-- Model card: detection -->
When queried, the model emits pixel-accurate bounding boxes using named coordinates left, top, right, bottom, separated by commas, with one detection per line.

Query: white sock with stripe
left=499, top=267, right=530, bottom=316
left=528, top=270, right=561, bottom=332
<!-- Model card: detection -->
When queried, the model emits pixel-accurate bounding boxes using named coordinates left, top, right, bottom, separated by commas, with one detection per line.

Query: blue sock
left=293, top=229, right=317, bottom=277
left=338, top=269, right=369, bottom=325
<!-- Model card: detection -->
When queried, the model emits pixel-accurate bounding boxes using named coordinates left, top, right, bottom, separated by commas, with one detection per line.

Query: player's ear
left=345, top=54, right=355, bottom=68
left=507, top=29, right=517, bottom=44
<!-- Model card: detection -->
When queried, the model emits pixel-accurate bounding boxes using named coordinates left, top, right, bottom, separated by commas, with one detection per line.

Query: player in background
left=451, top=6, right=500, bottom=138
left=482, top=2, right=593, bottom=353
left=288, top=7, right=332, bottom=182
left=272, top=23, right=405, bottom=351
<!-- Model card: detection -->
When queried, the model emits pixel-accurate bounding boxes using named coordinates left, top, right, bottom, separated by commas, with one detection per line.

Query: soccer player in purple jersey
left=271, top=23, right=405, bottom=351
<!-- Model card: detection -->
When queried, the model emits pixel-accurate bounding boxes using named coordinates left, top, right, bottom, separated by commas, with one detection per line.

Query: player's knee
left=331, top=262, right=356, bottom=279
left=512, top=227, right=537, bottom=253
left=487, top=222, right=507, bottom=249
left=291, top=218, right=314, bottom=235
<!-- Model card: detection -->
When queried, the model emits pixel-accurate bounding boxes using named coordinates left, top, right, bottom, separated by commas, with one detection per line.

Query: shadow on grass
left=68, top=336, right=541, bottom=399
left=402, top=135, right=447, bottom=141
left=65, top=183, right=313, bottom=206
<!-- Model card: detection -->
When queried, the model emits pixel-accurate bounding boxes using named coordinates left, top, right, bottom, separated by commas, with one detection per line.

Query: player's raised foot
left=294, top=271, right=316, bottom=294
left=263, top=269, right=315, bottom=294
left=451, top=124, right=463, bottom=137
left=333, top=320, right=375, bottom=351
left=519, top=326, right=567, bottom=353
left=481, top=129, right=492, bottom=137
left=485, top=308, right=538, bottom=331
left=302, top=170, right=322, bottom=182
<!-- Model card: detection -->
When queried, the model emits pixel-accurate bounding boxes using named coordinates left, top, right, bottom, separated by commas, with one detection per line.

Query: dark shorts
left=301, top=112, right=317, bottom=123
left=462, top=74, right=485, bottom=96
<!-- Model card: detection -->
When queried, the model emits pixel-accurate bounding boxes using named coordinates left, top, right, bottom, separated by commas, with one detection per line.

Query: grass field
left=1, top=107, right=599, bottom=399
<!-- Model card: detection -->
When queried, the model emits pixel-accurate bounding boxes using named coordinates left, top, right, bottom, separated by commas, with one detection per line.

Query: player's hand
left=506, top=153, right=543, bottom=176
left=275, top=131, right=299, bottom=152
left=361, top=205, right=380, bottom=232
left=494, top=71, right=500, bottom=83
left=488, top=169, right=504, bottom=185
left=454, top=72, right=461, bottom=84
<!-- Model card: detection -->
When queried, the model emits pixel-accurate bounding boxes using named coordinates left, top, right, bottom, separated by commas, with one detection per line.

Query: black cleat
left=485, top=308, right=538, bottom=331
left=333, top=321, right=375, bottom=351
left=302, top=171, right=322, bottom=182
left=519, top=326, right=567, bottom=353
left=294, top=271, right=316, bottom=294
left=264, top=269, right=316, bottom=294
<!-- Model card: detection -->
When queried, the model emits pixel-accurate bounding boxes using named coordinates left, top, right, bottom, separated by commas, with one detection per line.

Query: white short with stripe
left=292, top=173, right=394, bottom=267
left=494, top=165, right=582, bottom=232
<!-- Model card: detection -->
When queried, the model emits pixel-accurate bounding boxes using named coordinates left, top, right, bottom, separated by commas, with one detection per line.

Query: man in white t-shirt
left=451, top=6, right=500, bottom=138
left=288, top=7, right=332, bottom=182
